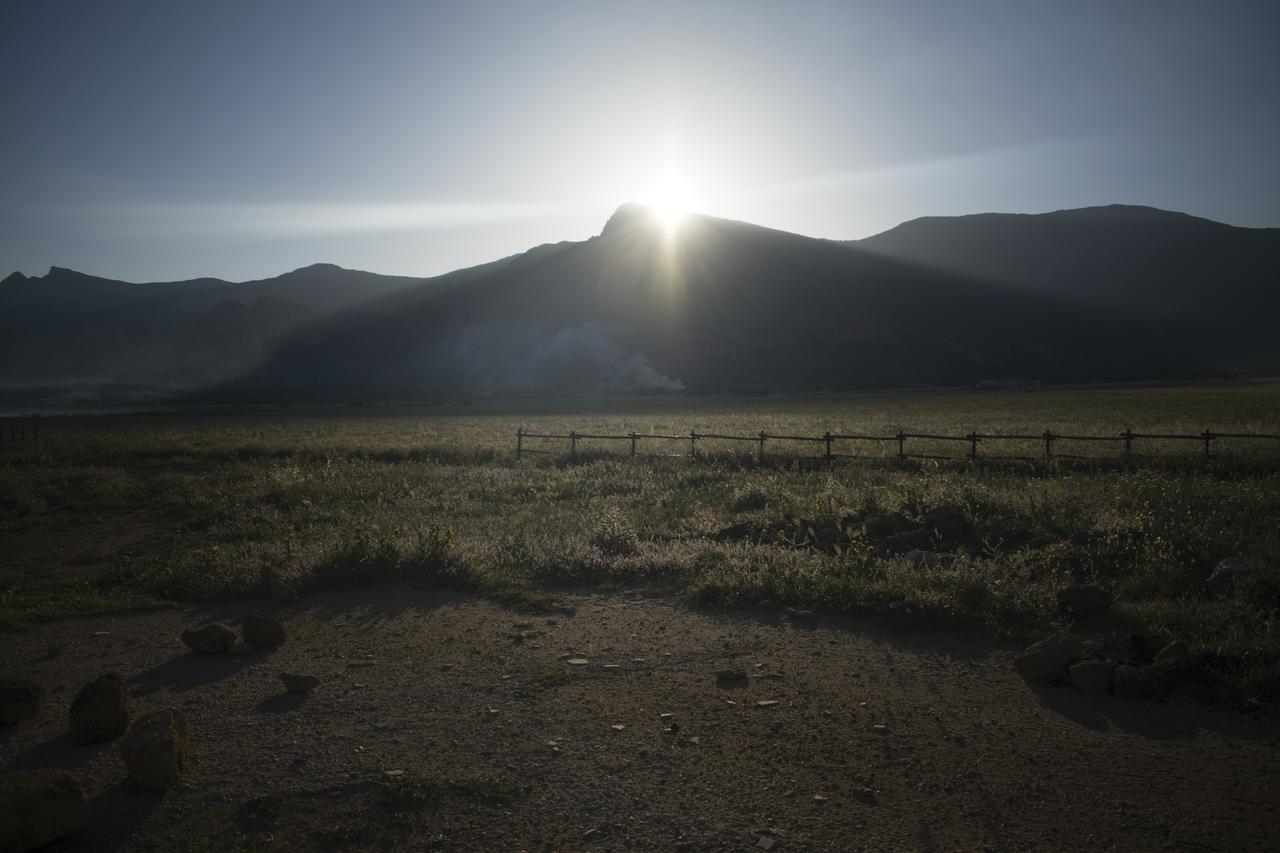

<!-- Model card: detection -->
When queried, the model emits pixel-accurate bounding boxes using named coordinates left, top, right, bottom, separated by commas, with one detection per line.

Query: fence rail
left=515, top=426, right=1280, bottom=463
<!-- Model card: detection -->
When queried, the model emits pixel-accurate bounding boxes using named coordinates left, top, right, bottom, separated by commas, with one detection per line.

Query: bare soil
left=2, top=588, right=1277, bottom=851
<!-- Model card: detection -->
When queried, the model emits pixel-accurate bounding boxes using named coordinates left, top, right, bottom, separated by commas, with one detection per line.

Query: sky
left=2, top=0, right=1278, bottom=282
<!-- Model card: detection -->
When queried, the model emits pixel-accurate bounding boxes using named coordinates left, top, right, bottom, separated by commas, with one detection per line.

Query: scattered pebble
left=756, top=700, right=781, bottom=708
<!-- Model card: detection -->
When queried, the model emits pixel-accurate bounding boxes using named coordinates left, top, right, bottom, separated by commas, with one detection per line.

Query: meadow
left=2, top=380, right=1278, bottom=696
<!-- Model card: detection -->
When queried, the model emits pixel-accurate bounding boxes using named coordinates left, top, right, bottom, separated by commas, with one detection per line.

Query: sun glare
left=644, top=176, right=697, bottom=230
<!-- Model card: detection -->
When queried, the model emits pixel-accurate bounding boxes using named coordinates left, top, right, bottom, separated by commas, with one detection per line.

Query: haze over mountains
left=3, top=204, right=1276, bottom=405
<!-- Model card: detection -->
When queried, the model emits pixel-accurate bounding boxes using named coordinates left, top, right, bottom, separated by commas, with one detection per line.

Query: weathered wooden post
left=758, top=431, right=766, bottom=463
left=516, top=428, right=523, bottom=459
left=1202, top=430, right=1215, bottom=461
left=896, top=431, right=906, bottom=460
left=968, top=432, right=978, bottom=461
left=823, top=432, right=833, bottom=462
left=569, top=430, right=577, bottom=458
left=629, top=432, right=637, bottom=457
left=690, top=431, right=698, bottom=458
left=1122, top=429, right=1133, bottom=457
left=1043, top=430, right=1054, bottom=459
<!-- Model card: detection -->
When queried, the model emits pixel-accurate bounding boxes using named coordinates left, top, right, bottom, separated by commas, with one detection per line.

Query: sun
left=643, top=176, right=697, bottom=230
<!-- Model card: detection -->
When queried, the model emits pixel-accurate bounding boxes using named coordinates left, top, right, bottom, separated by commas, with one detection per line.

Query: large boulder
left=180, top=623, right=236, bottom=655
left=0, top=678, right=44, bottom=726
left=69, top=673, right=129, bottom=745
left=0, top=769, right=86, bottom=852
left=242, top=615, right=286, bottom=649
left=1113, top=665, right=1159, bottom=698
left=1207, top=556, right=1270, bottom=597
left=863, top=513, right=916, bottom=540
left=1014, top=632, right=1084, bottom=684
left=1057, top=585, right=1113, bottom=616
left=921, top=506, right=974, bottom=545
left=120, top=709, right=191, bottom=790
left=1069, top=660, right=1115, bottom=693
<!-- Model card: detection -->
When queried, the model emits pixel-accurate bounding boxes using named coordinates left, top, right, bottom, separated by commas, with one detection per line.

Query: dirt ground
left=2, top=588, right=1277, bottom=852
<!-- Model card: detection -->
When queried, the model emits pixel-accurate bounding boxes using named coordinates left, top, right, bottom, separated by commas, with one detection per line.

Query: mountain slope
left=237, top=205, right=1187, bottom=400
left=855, top=205, right=1280, bottom=371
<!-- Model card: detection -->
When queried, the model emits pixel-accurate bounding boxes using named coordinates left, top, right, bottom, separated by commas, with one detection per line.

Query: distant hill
left=3, top=203, right=1275, bottom=404
left=0, top=264, right=423, bottom=402
left=855, top=205, right=1280, bottom=373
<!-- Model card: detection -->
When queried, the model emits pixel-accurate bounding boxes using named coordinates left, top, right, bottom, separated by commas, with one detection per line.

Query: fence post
left=896, top=431, right=906, bottom=460
left=516, top=428, right=523, bottom=460
left=968, top=432, right=978, bottom=461
left=758, top=431, right=766, bottom=463
left=1202, top=430, right=1215, bottom=461
left=690, top=431, right=698, bottom=458
left=1043, top=430, right=1054, bottom=459
left=569, top=431, right=577, bottom=458
left=629, top=432, right=637, bottom=457
left=1122, top=430, right=1133, bottom=457
left=823, top=432, right=833, bottom=462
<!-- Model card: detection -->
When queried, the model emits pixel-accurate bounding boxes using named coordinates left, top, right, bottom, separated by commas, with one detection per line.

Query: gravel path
left=2, top=588, right=1276, bottom=851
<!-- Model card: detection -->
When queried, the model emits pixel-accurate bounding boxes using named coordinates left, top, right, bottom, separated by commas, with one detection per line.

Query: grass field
left=2, top=381, right=1279, bottom=697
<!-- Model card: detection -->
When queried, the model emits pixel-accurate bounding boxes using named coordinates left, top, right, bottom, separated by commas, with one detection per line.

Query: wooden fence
left=0, top=423, right=39, bottom=450
left=515, top=427, right=1280, bottom=462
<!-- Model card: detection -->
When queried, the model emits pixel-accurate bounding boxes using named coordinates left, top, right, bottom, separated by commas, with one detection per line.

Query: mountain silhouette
left=3, top=204, right=1274, bottom=404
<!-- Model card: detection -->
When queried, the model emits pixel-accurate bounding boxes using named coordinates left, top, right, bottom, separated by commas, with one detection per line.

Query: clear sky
left=3, top=0, right=1278, bottom=282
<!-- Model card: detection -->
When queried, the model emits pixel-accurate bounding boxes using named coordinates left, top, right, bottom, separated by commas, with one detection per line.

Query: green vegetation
left=2, top=381, right=1278, bottom=696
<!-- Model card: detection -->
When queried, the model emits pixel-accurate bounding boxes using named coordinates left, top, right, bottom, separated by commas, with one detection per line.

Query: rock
left=120, top=709, right=190, bottom=790
left=1057, top=585, right=1112, bottom=616
left=1069, top=660, right=1115, bottom=693
left=280, top=673, right=321, bottom=694
left=921, top=505, right=974, bottom=545
left=756, top=700, right=781, bottom=707
left=0, top=769, right=87, bottom=851
left=1208, top=556, right=1269, bottom=597
left=756, top=836, right=778, bottom=850
left=1146, top=657, right=1197, bottom=691
left=1113, top=665, right=1159, bottom=699
left=0, top=678, right=44, bottom=726
left=180, top=623, right=236, bottom=655
left=1014, top=633, right=1083, bottom=684
left=69, top=673, right=129, bottom=745
left=716, top=670, right=748, bottom=683
left=881, top=529, right=936, bottom=555
left=1083, top=639, right=1106, bottom=657
left=566, top=658, right=590, bottom=666
left=863, top=513, right=916, bottom=540
left=1127, top=634, right=1166, bottom=663
left=242, top=615, right=286, bottom=649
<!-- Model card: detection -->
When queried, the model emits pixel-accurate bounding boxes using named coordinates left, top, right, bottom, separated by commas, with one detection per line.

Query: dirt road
left=2, top=589, right=1276, bottom=851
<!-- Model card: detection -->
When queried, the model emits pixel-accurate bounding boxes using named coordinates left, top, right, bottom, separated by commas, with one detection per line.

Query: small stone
left=813, top=794, right=828, bottom=802
left=119, top=709, right=191, bottom=790
left=180, top=623, right=236, bottom=655
left=280, top=673, right=321, bottom=694
left=716, top=670, right=748, bottom=683
left=69, top=673, right=129, bottom=745
left=242, top=615, right=286, bottom=649
left=1014, top=632, right=1083, bottom=684
left=566, top=658, right=590, bottom=666
left=852, top=787, right=877, bottom=802
left=1068, top=660, right=1115, bottom=693
left=383, top=769, right=405, bottom=779
left=756, top=700, right=781, bottom=707
left=757, top=836, right=778, bottom=850
left=872, top=724, right=890, bottom=734
left=0, top=677, right=44, bottom=726
left=0, top=769, right=87, bottom=851
left=610, top=724, right=625, bottom=731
